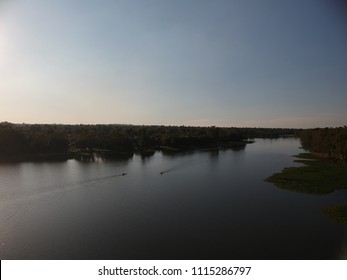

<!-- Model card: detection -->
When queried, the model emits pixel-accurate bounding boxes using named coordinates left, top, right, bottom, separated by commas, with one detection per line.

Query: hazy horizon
left=1, top=0, right=346, bottom=128
left=3, top=120, right=344, bottom=130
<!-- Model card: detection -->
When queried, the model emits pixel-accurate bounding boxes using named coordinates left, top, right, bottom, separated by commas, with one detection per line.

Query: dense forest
left=0, top=122, right=299, bottom=160
left=300, top=127, right=347, bottom=164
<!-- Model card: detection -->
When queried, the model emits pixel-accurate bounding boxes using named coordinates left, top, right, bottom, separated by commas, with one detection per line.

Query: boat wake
left=160, top=160, right=197, bottom=175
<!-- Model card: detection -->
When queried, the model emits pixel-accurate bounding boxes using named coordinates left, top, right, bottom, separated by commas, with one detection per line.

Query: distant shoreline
left=0, top=140, right=255, bottom=163
left=1, top=122, right=298, bottom=162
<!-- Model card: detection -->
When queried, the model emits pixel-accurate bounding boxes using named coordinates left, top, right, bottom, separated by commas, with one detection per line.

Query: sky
left=0, top=0, right=346, bottom=128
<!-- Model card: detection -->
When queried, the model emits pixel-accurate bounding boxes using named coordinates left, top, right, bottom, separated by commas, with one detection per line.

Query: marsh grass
left=323, top=204, right=347, bottom=225
left=265, top=153, right=347, bottom=195
left=265, top=153, right=347, bottom=225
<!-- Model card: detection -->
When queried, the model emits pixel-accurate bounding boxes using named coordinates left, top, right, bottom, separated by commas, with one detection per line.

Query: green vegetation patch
left=323, top=204, right=347, bottom=225
left=294, top=153, right=318, bottom=160
left=265, top=153, right=347, bottom=195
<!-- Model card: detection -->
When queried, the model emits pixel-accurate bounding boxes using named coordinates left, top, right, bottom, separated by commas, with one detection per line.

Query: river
left=1, top=138, right=346, bottom=259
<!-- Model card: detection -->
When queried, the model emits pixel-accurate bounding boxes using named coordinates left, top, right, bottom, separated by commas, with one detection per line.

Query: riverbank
left=265, top=153, right=347, bottom=195
left=265, top=152, right=347, bottom=225
left=0, top=140, right=253, bottom=163
left=323, top=204, right=347, bottom=226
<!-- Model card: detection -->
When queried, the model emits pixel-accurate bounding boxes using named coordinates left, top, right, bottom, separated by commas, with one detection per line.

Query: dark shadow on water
left=0, top=153, right=72, bottom=164
left=220, top=145, right=246, bottom=152
left=161, top=145, right=246, bottom=159
left=74, top=151, right=134, bottom=163
left=137, top=149, right=156, bottom=161
left=161, top=149, right=196, bottom=158
left=208, top=149, right=219, bottom=159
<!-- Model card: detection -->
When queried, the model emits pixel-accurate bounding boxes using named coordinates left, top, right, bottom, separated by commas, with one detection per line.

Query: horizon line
left=2, top=120, right=346, bottom=130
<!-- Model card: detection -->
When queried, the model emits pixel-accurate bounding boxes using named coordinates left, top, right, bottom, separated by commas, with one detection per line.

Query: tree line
left=0, top=122, right=300, bottom=160
left=300, top=127, right=347, bottom=164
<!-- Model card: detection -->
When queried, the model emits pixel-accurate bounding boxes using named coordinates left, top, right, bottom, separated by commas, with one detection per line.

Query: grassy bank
left=265, top=153, right=347, bottom=195
left=323, top=204, right=347, bottom=226
left=265, top=153, right=347, bottom=225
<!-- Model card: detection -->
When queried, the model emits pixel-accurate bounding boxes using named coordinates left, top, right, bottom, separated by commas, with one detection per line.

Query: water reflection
left=160, top=149, right=196, bottom=158
left=227, top=144, right=246, bottom=152
left=138, top=149, right=156, bottom=161
left=1, top=138, right=347, bottom=260
left=160, top=145, right=245, bottom=158
left=208, top=149, right=219, bottom=160
left=74, top=152, right=134, bottom=163
left=73, top=152, right=96, bottom=162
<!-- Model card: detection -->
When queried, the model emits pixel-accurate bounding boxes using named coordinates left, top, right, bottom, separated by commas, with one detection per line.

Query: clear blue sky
left=1, top=0, right=346, bottom=128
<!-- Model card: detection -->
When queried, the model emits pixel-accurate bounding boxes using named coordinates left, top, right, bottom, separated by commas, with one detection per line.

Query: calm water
left=1, top=138, right=347, bottom=259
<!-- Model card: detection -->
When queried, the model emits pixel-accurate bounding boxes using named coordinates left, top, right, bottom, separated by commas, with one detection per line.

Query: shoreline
left=265, top=153, right=347, bottom=195
left=0, top=140, right=254, bottom=163
left=265, top=152, right=347, bottom=225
